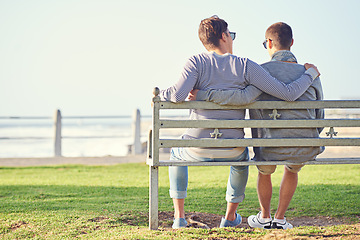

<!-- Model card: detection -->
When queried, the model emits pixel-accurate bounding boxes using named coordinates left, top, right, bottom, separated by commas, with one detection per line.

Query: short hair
left=265, top=22, right=293, bottom=50
left=198, top=15, right=228, bottom=49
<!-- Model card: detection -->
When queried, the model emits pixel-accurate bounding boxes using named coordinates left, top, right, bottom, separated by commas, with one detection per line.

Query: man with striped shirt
left=159, top=16, right=320, bottom=229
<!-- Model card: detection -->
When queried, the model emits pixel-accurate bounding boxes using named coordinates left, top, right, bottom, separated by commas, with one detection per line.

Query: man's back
left=250, top=58, right=324, bottom=161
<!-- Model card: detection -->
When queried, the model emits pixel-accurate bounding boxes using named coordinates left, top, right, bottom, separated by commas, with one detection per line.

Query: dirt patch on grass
left=10, top=221, right=27, bottom=231
left=158, top=211, right=359, bottom=229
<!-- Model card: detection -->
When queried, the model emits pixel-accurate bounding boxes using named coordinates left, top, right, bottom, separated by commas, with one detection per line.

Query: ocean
left=0, top=117, right=152, bottom=158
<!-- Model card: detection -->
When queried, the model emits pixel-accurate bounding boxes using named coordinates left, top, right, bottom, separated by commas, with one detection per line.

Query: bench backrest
left=147, top=87, right=360, bottom=166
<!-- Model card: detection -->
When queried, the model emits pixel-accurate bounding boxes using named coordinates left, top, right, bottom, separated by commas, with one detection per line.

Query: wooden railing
left=0, top=109, right=148, bottom=157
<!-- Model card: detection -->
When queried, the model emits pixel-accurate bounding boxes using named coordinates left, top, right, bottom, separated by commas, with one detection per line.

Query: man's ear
left=290, top=39, right=294, bottom=47
left=268, top=39, right=273, bottom=49
left=221, top=31, right=227, bottom=42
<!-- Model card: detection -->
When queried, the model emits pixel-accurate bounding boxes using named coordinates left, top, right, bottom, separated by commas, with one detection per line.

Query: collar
left=271, top=50, right=297, bottom=63
left=209, top=51, right=231, bottom=57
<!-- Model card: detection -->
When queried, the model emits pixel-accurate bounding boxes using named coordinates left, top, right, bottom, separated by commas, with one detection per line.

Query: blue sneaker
left=219, top=213, right=242, bottom=228
left=172, top=218, right=188, bottom=229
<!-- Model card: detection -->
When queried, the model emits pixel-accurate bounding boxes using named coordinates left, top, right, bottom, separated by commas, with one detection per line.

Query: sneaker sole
left=272, top=222, right=293, bottom=229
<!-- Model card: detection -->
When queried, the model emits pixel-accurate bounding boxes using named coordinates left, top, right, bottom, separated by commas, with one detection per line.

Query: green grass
left=0, top=163, right=359, bottom=239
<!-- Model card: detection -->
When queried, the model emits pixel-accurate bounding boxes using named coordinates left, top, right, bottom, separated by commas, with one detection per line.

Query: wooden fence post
left=54, top=109, right=62, bottom=157
left=132, top=109, right=142, bottom=154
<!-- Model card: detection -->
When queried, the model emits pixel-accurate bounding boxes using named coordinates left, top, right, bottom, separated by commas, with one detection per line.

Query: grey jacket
left=253, top=53, right=324, bottom=161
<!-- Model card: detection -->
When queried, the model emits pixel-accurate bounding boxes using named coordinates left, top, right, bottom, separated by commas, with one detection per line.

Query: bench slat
left=159, top=119, right=360, bottom=129
left=158, top=100, right=360, bottom=110
left=146, top=158, right=360, bottom=167
left=158, top=138, right=360, bottom=148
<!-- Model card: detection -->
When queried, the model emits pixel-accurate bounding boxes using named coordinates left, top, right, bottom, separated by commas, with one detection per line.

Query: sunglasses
left=229, top=32, right=236, bottom=40
left=262, top=39, right=272, bottom=49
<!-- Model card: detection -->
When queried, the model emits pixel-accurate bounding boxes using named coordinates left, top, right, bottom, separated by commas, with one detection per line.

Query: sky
left=1, top=0, right=359, bottom=117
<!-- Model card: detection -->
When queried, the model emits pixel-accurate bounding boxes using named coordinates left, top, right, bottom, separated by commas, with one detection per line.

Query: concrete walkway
left=0, top=147, right=357, bottom=167
left=0, top=154, right=171, bottom=167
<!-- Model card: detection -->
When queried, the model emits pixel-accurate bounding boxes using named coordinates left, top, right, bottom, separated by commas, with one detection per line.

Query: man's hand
left=187, top=89, right=199, bottom=101
left=304, top=63, right=321, bottom=77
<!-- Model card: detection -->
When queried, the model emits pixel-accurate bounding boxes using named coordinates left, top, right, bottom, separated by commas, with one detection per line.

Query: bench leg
left=149, top=166, right=159, bottom=230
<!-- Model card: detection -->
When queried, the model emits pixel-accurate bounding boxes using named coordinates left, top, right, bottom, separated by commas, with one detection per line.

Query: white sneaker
left=272, top=218, right=293, bottom=229
left=247, top=212, right=272, bottom=229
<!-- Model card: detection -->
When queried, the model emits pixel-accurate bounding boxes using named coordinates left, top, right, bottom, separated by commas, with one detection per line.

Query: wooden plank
left=159, top=138, right=360, bottom=148
left=145, top=158, right=360, bottom=167
left=151, top=99, right=160, bottom=166
left=159, top=119, right=360, bottom=129
left=149, top=166, right=159, bottom=230
left=159, top=100, right=360, bottom=110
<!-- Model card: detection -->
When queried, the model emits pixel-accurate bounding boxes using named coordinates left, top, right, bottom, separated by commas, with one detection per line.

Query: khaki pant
left=257, top=164, right=304, bottom=175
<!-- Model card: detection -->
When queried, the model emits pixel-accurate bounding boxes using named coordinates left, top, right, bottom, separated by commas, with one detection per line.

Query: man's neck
left=215, top=50, right=227, bottom=55
left=209, top=45, right=231, bottom=55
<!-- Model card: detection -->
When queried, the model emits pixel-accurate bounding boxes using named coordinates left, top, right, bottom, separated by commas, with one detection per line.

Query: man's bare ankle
left=261, top=211, right=271, bottom=219
left=174, top=212, right=185, bottom=219
left=226, top=213, right=236, bottom=221
left=274, top=213, right=285, bottom=220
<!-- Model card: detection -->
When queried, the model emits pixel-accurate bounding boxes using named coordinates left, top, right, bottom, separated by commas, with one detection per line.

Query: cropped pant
left=169, top=147, right=249, bottom=203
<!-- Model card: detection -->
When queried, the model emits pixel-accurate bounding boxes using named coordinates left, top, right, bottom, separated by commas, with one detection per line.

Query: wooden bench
left=146, top=87, right=360, bottom=230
